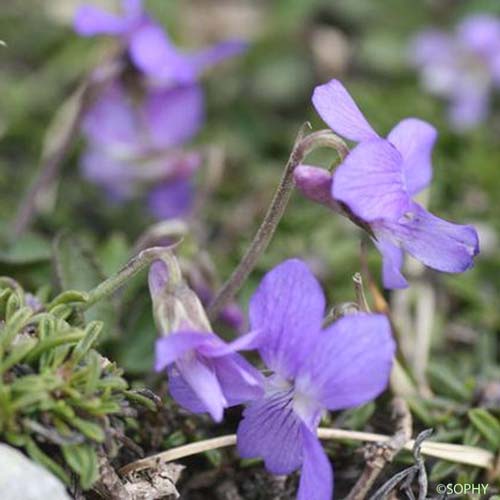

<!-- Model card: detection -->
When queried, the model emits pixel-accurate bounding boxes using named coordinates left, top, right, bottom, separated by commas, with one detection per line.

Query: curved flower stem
left=132, top=219, right=189, bottom=254
left=118, top=427, right=494, bottom=476
left=83, top=245, right=181, bottom=310
left=207, top=125, right=349, bottom=321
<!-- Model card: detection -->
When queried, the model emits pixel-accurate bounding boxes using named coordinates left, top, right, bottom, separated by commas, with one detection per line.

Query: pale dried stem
left=118, top=426, right=493, bottom=477
left=345, top=397, right=412, bottom=500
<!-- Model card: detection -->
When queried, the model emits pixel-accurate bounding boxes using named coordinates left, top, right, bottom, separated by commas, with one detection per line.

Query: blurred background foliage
left=1, top=0, right=500, bottom=493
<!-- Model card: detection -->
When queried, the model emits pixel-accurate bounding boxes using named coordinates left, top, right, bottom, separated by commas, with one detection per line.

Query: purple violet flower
left=149, top=260, right=264, bottom=422
left=80, top=81, right=202, bottom=217
left=295, top=79, right=479, bottom=289
left=410, top=14, right=500, bottom=130
left=74, top=0, right=247, bottom=86
left=75, top=1, right=247, bottom=218
left=236, top=259, right=395, bottom=500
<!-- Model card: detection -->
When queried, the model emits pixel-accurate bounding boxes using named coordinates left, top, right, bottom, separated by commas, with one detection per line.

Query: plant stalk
left=83, top=246, right=180, bottom=310
left=207, top=126, right=348, bottom=320
left=119, top=427, right=494, bottom=476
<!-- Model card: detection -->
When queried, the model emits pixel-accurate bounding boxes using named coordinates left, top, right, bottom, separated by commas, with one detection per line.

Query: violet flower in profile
left=149, top=260, right=263, bottom=422
left=74, top=0, right=247, bottom=86
left=237, top=259, right=395, bottom=500
left=410, top=14, right=500, bottom=130
left=295, top=79, right=479, bottom=289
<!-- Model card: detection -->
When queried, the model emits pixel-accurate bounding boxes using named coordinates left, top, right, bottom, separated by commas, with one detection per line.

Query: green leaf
left=53, top=233, right=103, bottom=293
left=0, top=306, right=33, bottom=349
left=164, top=430, right=186, bottom=448
left=428, top=364, right=473, bottom=401
left=204, top=448, right=222, bottom=468
left=0, top=337, right=36, bottom=373
left=25, top=437, right=70, bottom=485
left=430, top=460, right=458, bottom=482
left=468, top=408, right=500, bottom=448
left=61, top=443, right=99, bottom=490
left=97, top=233, right=130, bottom=277
left=463, top=426, right=482, bottom=447
left=26, top=330, right=85, bottom=363
left=70, top=417, right=105, bottom=443
left=70, top=321, right=103, bottom=366
left=52, top=233, right=117, bottom=336
left=406, top=397, right=434, bottom=426
left=124, top=390, right=158, bottom=412
left=115, top=296, right=155, bottom=374
left=0, top=233, right=51, bottom=264
left=47, top=290, right=89, bottom=309
left=83, top=350, right=101, bottom=395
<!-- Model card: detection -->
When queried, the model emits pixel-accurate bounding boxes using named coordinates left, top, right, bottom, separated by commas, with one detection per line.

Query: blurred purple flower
left=74, top=0, right=247, bottom=86
left=295, top=79, right=479, bottom=288
left=75, top=0, right=247, bottom=217
left=80, top=82, right=202, bottom=217
left=150, top=260, right=264, bottom=422
left=147, top=178, right=194, bottom=220
left=410, top=14, right=500, bottom=130
left=236, top=259, right=395, bottom=500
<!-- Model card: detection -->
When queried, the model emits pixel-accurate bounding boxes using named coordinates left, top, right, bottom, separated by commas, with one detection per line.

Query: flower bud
left=293, top=164, right=342, bottom=212
left=148, top=256, right=212, bottom=335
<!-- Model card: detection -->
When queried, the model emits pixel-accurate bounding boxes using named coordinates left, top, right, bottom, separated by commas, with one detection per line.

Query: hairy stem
left=83, top=246, right=180, bottom=310
left=207, top=126, right=348, bottom=320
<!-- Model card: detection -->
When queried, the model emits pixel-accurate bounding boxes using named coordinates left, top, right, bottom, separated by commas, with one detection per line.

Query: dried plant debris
left=122, top=463, right=184, bottom=500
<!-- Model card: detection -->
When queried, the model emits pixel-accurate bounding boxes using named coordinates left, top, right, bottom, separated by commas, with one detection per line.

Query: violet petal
left=215, top=355, right=264, bottom=406
left=376, top=202, right=479, bottom=273
left=332, top=139, right=410, bottom=222
left=154, top=332, right=208, bottom=372
left=200, top=329, right=264, bottom=357
left=168, top=365, right=208, bottom=414
left=81, top=83, right=138, bottom=149
left=143, top=85, right=204, bottom=149
left=74, top=5, right=127, bottom=36
left=312, top=79, right=379, bottom=142
left=129, top=22, right=195, bottom=84
left=147, top=178, right=194, bottom=220
left=373, top=237, right=408, bottom=289
left=175, top=355, right=227, bottom=422
left=296, top=313, right=395, bottom=411
left=449, top=85, right=489, bottom=131
left=387, top=118, right=437, bottom=195
left=236, top=388, right=304, bottom=474
left=190, top=40, right=248, bottom=74
left=297, top=425, right=333, bottom=500
left=249, top=259, right=325, bottom=378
